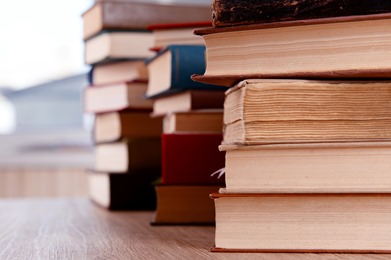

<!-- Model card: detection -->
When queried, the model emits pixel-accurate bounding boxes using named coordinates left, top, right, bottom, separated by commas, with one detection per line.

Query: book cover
left=212, top=0, right=391, bottom=27
left=94, top=111, right=162, bottom=143
left=152, top=90, right=225, bottom=116
left=83, top=2, right=213, bottom=40
left=192, top=14, right=391, bottom=87
left=88, top=171, right=158, bottom=210
left=84, top=81, right=153, bottom=113
left=152, top=184, right=220, bottom=225
left=148, top=21, right=212, bottom=51
left=95, top=138, right=161, bottom=173
left=162, top=134, right=225, bottom=185
left=146, top=45, right=226, bottom=98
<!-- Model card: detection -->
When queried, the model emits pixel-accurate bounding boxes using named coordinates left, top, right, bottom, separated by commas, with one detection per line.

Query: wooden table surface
left=0, top=198, right=389, bottom=260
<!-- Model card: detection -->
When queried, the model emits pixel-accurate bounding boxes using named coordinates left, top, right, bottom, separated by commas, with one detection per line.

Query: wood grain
left=0, top=198, right=389, bottom=259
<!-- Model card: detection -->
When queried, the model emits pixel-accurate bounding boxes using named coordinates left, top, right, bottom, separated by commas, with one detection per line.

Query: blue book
left=145, top=45, right=226, bottom=98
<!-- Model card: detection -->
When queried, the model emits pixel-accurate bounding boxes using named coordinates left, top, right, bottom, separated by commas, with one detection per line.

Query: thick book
left=84, top=31, right=153, bottom=65
left=151, top=185, right=220, bottom=225
left=162, top=134, right=225, bottom=185
left=95, top=138, right=161, bottom=173
left=212, top=193, right=391, bottom=253
left=193, top=14, right=391, bottom=87
left=94, top=111, right=162, bottom=143
left=88, top=171, right=157, bottom=210
left=90, top=60, right=148, bottom=85
left=221, top=142, right=391, bottom=194
left=163, top=111, right=223, bottom=134
left=223, top=79, right=391, bottom=145
left=146, top=45, right=226, bottom=98
left=212, top=0, right=391, bottom=27
left=148, top=22, right=211, bottom=51
left=83, top=2, right=213, bottom=40
left=84, top=81, right=153, bottom=113
left=152, top=90, right=224, bottom=116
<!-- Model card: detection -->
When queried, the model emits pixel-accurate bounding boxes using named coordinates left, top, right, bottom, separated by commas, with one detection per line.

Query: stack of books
left=193, top=0, right=391, bottom=253
left=145, top=34, right=227, bottom=224
left=82, top=1, right=212, bottom=210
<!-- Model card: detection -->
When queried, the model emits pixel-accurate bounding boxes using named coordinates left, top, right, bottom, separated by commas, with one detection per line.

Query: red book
left=161, top=134, right=225, bottom=185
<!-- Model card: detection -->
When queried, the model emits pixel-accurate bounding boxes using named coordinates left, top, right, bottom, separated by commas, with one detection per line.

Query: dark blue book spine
left=169, top=45, right=226, bottom=91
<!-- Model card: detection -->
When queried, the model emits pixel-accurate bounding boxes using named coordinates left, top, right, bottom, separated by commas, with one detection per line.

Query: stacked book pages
left=82, top=1, right=212, bottom=210
left=193, top=0, right=391, bottom=253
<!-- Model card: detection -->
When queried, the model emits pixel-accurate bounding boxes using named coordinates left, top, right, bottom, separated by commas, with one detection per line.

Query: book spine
left=170, top=45, right=226, bottom=91
left=161, top=134, right=225, bottom=185
left=212, top=0, right=391, bottom=27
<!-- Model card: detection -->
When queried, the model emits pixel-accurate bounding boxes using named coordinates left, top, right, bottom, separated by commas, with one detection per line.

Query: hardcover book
left=223, top=79, right=391, bottom=145
left=148, top=22, right=211, bottom=51
left=212, top=193, right=391, bottom=253
left=94, top=111, right=162, bottom=143
left=84, top=81, right=153, bottom=113
left=152, top=90, right=224, bottom=116
left=83, top=2, right=213, bottom=40
left=193, top=14, right=391, bottom=87
left=162, top=134, right=225, bottom=185
left=152, top=185, right=220, bottom=225
left=84, top=31, right=153, bottom=64
left=212, top=0, right=391, bottom=27
left=146, top=45, right=226, bottom=98
left=88, top=171, right=157, bottom=210
left=90, top=60, right=148, bottom=85
left=221, top=142, right=391, bottom=194
left=95, top=138, right=161, bottom=173
left=163, top=111, right=223, bottom=134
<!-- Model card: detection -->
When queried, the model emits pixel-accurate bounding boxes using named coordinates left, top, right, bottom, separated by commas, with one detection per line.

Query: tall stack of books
left=146, top=25, right=227, bottom=224
left=82, top=1, right=213, bottom=210
left=193, top=0, right=391, bottom=252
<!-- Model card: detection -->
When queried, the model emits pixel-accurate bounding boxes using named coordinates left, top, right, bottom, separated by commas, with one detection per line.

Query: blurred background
left=0, top=0, right=210, bottom=198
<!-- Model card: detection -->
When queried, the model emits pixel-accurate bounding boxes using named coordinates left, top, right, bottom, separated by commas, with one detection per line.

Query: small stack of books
left=194, top=0, right=391, bottom=253
left=146, top=31, right=227, bottom=224
left=82, top=1, right=212, bottom=210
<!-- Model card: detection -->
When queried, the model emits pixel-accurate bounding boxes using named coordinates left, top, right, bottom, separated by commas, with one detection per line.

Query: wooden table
left=0, top=198, right=389, bottom=260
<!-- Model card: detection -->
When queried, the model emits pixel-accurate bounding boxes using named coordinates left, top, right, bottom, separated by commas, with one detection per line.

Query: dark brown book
left=95, top=139, right=161, bottom=173
left=88, top=171, right=157, bottom=210
left=152, top=90, right=225, bottom=116
left=83, top=2, right=213, bottom=40
left=152, top=185, right=220, bottom=225
left=94, top=111, right=162, bottom=143
left=193, top=14, right=391, bottom=87
left=212, top=192, right=391, bottom=253
left=212, top=0, right=391, bottom=27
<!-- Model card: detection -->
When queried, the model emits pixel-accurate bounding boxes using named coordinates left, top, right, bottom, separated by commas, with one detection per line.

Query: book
left=83, top=2, right=213, bottom=40
left=211, top=0, right=391, bottom=27
left=84, top=81, right=153, bottom=113
left=91, top=60, right=148, bottom=85
left=162, top=134, right=225, bottom=185
left=94, top=111, right=162, bottom=143
left=163, top=111, right=223, bottom=134
left=223, top=79, right=391, bottom=145
left=221, top=142, right=391, bottom=194
left=152, top=90, right=225, bottom=116
left=95, top=138, right=161, bottom=173
left=152, top=185, right=220, bottom=225
left=148, top=22, right=211, bottom=51
left=212, top=193, right=391, bottom=253
left=192, top=14, right=391, bottom=87
left=84, top=31, right=153, bottom=65
left=88, top=171, right=157, bottom=210
left=146, top=45, right=226, bottom=98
